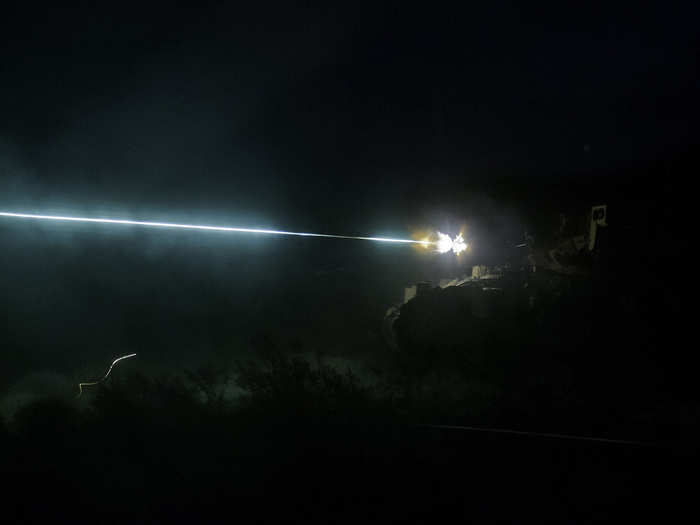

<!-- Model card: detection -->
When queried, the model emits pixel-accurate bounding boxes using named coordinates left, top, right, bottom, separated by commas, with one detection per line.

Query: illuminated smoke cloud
left=0, top=371, right=73, bottom=422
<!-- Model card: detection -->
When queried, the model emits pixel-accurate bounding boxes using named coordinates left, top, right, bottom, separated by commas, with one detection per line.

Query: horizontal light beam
left=0, top=211, right=432, bottom=246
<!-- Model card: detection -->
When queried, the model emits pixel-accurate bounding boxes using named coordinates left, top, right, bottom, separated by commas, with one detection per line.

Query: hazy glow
left=77, top=353, right=137, bottom=397
left=0, top=211, right=431, bottom=246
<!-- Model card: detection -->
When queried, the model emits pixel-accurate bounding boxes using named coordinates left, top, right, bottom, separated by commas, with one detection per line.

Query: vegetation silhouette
left=2, top=333, right=694, bottom=522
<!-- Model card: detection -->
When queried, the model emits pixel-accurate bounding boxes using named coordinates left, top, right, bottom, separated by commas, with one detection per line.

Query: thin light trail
left=77, top=353, right=137, bottom=397
left=0, top=211, right=431, bottom=246
left=420, top=424, right=658, bottom=447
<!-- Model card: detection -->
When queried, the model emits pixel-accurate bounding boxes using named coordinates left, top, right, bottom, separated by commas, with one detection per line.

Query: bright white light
left=0, top=211, right=431, bottom=246
left=436, top=232, right=453, bottom=253
left=436, top=231, right=467, bottom=255
left=452, top=233, right=467, bottom=255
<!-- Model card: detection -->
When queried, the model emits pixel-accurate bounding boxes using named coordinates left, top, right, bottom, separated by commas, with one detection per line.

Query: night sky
left=1, top=3, right=698, bottom=384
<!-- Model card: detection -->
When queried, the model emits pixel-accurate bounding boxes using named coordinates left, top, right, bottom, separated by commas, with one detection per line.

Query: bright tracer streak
left=0, top=211, right=431, bottom=246
left=77, top=353, right=137, bottom=397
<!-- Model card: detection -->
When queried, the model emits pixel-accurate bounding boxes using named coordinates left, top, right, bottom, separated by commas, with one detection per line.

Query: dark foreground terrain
left=1, top=351, right=697, bottom=523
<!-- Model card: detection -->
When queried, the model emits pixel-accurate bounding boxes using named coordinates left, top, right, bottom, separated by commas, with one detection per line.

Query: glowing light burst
left=435, top=231, right=468, bottom=255
left=452, top=233, right=467, bottom=255
left=436, top=232, right=453, bottom=253
left=0, top=211, right=431, bottom=247
left=77, top=353, right=137, bottom=397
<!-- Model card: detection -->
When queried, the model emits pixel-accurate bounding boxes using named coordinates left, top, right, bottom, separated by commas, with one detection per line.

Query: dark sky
left=1, top=3, right=698, bottom=381
left=2, top=4, right=698, bottom=206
